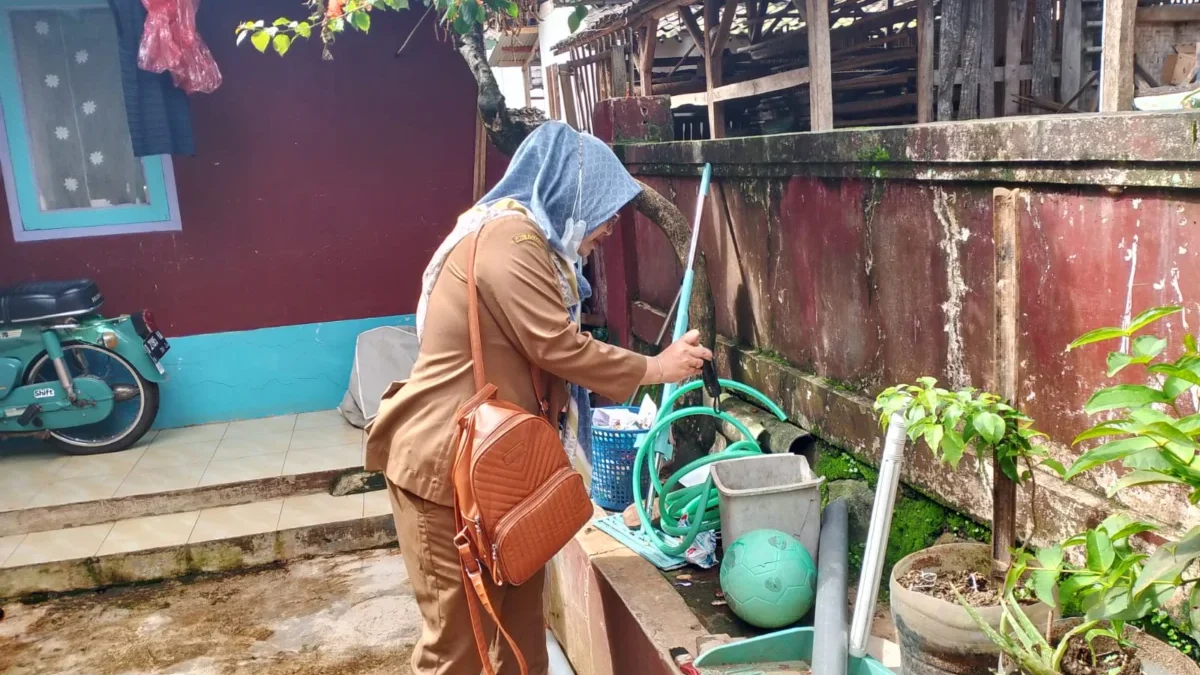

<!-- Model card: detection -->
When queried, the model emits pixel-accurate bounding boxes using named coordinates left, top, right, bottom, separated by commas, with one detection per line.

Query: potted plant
left=959, top=306, right=1200, bottom=674
left=874, top=378, right=1053, bottom=675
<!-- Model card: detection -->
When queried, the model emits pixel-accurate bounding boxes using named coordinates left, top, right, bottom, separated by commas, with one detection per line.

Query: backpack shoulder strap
left=466, top=223, right=551, bottom=418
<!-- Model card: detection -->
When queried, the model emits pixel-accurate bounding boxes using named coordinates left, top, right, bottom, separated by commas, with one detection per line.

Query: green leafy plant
left=964, top=306, right=1200, bottom=672
left=874, top=377, right=1046, bottom=483
left=236, top=0, right=536, bottom=59
left=1061, top=305, right=1200, bottom=645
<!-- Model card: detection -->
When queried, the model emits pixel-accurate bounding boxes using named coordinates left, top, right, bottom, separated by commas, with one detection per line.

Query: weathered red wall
left=0, top=1, right=486, bottom=337
left=616, top=112, right=1200, bottom=543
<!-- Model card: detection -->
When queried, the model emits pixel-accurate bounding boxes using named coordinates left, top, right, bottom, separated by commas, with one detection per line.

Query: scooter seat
left=0, top=279, right=103, bottom=325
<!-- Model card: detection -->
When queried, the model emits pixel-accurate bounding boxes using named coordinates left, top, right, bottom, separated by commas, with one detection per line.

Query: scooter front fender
left=64, top=316, right=168, bottom=384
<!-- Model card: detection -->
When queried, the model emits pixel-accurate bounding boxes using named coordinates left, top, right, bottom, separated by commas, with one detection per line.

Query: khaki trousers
left=389, top=481, right=549, bottom=675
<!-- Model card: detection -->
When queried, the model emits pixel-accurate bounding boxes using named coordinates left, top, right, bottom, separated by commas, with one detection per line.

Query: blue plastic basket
left=591, top=406, right=650, bottom=511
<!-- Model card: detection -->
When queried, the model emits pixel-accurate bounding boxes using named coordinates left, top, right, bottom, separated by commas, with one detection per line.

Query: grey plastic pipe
left=812, top=498, right=849, bottom=675
left=849, top=413, right=908, bottom=659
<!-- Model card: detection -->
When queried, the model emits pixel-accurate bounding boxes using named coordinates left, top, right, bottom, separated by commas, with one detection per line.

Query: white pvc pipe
left=546, top=629, right=577, bottom=675
left=848, top=413, right=908, bottom=659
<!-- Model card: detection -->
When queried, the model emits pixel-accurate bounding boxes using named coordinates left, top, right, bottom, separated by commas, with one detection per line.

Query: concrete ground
left=0, top=549, right=420, bottom=675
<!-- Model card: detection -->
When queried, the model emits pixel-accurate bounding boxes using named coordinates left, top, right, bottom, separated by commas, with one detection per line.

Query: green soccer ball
left=720, top=529, right=817, bottom=629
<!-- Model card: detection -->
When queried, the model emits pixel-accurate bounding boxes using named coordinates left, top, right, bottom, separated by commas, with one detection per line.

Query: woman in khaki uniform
left=365, top=122, right=710, bottom=675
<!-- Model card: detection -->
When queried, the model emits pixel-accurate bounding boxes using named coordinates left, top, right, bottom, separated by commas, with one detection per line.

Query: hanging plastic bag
left=138, top=0, right=222, bottom=94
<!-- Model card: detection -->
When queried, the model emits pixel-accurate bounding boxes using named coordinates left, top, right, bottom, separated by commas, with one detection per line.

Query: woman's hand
left=642, top=330, right=713, bottom=384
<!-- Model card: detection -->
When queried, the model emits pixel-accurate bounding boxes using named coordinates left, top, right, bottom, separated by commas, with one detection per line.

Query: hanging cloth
left=138, top=0, right=221, bottom=95
left=108, top=0, right=195, bottom=157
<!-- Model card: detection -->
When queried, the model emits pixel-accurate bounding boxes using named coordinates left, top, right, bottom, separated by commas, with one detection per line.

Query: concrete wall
left=609, top=109, right=1200, bottom=546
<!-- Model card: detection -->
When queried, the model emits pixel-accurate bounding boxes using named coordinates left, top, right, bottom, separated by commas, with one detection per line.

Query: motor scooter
left=0, top=280, right=168, bottom=455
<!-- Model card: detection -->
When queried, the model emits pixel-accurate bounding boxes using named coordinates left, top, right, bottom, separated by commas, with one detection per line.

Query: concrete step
left=0, top=410, right=370, bottom=536
left=0, top=489, right=395, bottom=599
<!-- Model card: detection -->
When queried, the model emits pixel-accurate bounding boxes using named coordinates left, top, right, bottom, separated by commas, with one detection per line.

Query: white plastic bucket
left=711, top=454, right=825, bottom=560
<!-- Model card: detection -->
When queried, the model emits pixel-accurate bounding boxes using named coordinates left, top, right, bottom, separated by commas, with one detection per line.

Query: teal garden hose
left=631, top=379, right=788, bottom=556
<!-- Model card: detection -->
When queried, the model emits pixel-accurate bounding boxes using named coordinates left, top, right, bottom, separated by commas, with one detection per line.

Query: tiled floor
left=0, top=411, right=365, bottom=512
left=0, top=488, right=394, bottom=567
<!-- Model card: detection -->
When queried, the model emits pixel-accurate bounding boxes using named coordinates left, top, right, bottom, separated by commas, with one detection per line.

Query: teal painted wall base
left=154, top=315, right=415, bottom=429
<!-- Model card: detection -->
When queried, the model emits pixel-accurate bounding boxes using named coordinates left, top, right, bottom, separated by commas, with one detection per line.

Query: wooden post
left=959, top=0, right=984, bottom=120
left=805, top=0, right=833, bottom=131
left=1031, top=0, right=1054, bottom=100
left=639, top=19, right=659, bottom=96
left=1003, top=0, right=1029, bottom=116
left=938, top=0, right=965, bottom=120
left=978, top=0, right=995, bottom=118
left=611, top=44, right=629, bottom=98
left=559, top=68, right=579, bottom=128
left=1060, top=0, right=1083, bottom=105
left=705, top=0, right=737, bottom=139
left=916, top=0, right=935, bottom=122
left=472, top=115, right=487, bottom=202
left=992, top=187, right=1022, bottom=574
left=1099, top=0, right=1137, bottom=112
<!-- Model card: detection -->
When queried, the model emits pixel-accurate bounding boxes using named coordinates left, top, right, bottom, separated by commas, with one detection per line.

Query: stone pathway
left=0, top=549, right=419, bottom=675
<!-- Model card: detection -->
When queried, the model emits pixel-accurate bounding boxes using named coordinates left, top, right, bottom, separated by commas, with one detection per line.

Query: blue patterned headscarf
left=475, top=122, right=641, bottom=470
left=477, top=121, right=642, bottom=300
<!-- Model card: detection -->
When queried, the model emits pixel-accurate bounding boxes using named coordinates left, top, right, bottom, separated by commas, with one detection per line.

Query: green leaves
left=1083, top=384, right=1170, bottom=414
left=1133, top=527, right=1200, bottom=597
left=1068, top=306, right=1182, bottom=350
left=272, top=33, right=292, bottom=55
left=352, top=10, right=371, bottom=32
left=874, top=379, right=1040, bottom=477
left=251, top=29, right=271, bottom=53
left=1087, top=529, right=1116, bottom=573
left=1032, top=545, right=1064, bottom=607
left=973, top=411, right=1005, bottom=445
left=1064, top=436, right=1158, bottom=480
left=568, top=4, right=588, bottom=32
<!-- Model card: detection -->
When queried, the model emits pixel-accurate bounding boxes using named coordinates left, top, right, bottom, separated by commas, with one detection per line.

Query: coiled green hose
left=632, top=379, right=788, bottom=556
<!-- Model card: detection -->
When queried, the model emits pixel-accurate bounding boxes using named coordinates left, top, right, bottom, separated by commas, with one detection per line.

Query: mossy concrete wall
left=611, top=111, right=1200, bottom=549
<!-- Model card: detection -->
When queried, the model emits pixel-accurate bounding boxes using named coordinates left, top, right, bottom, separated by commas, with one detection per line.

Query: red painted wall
left=0, top=1, right=486, bottom=337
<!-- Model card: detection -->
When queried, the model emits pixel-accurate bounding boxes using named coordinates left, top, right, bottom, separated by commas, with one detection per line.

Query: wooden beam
left=1003, top=0, right=1028, bottom=116
left=806, top=0, right=833, bottom=131
left=1060, top=0, right=1082, bottom=106
left=704, top=0, right=722, bottom=138
left=712, top=0, right=737, bottom=56
left=1099, top=0, right=1137, bottom=112
left=1138, top=5, right=1200, bottom=24
left=612, top=44, right=629, bottom=98
left=938, top=0, right=965, bottom=120
left=559, top=68, right=579, bottom=128
left=678, top=5, right=704, bottom=48
left=472, top=115, right=487, bottom=202
left=711, top=67, right=811, bottom=102
left=917, top=0, right=935, bottom=122
left=978, top=0, right=995, bottom=118
left=959, top=0, right=984, bottom=120
left=992, top=186, right=1022, bottom=574
left=1031, top=0, right=1054, bottom=100
left=639, top=19, right=659, bottom=96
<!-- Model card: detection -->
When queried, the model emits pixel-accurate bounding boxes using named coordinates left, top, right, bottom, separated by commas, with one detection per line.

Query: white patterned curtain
left=10, top=8, right=147, bottom=211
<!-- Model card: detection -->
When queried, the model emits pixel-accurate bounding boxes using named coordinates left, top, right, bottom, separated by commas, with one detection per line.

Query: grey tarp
left=339, top=326, right=419, bottom=428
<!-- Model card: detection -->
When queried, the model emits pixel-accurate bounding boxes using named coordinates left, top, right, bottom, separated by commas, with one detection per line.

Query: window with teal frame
left=0, top=1, right=180, bottom=242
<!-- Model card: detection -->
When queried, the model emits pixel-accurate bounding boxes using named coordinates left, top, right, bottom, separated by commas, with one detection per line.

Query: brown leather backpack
left=451, top=223, right=594, bottom=675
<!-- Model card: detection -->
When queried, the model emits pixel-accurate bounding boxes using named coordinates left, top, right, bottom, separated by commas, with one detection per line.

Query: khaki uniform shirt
left=365, top=215, right=648, bottom=507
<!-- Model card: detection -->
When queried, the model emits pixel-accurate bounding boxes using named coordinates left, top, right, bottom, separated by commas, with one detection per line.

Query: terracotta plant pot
left=890, top=542, right=1054, bottom=675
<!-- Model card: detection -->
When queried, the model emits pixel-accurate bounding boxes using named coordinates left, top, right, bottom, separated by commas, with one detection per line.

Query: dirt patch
left=897, top=567, right=1006, bottom=607
left=0, top=550, right=420, bottom=675
left=1057, top=632, right=1142, bottom=675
